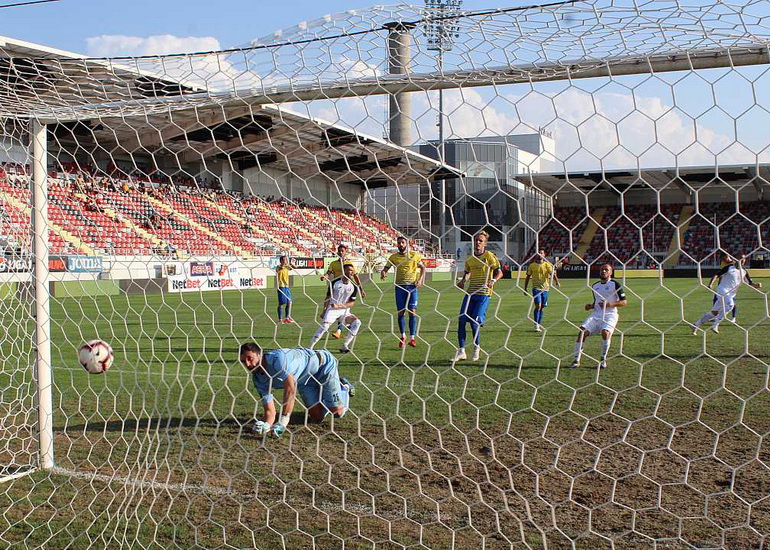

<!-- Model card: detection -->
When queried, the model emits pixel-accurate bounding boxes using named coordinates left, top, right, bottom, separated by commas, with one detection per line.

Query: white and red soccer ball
left=78, top=339, right=114, bottom=374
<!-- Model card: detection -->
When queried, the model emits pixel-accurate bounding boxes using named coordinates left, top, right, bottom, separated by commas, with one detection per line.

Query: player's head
left=239, top=342, right=263, bottom=372
left=598, top=263, right=613, bottom=281
left=337, top=244, right=348, bottom=258
left=535, top=248, right=546, bottom=263
left=474, top=231, right=489, bottom=254
left=279, top=255, right=288, bottom=266
left=342, top=262, right=355, bottom=281
left=720, top=251, right=734, bottom=264
left=396, top=235, right=408, bottom=253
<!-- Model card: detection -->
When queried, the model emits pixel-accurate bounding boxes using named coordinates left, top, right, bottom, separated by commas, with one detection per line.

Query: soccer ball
left=78, top=339, right=114, bottom=374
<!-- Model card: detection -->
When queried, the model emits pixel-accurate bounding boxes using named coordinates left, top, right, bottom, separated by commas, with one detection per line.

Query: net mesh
left=1, top=0, right=770, bottom=548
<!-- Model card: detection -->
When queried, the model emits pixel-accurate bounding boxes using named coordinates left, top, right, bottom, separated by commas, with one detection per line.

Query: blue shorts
left=533, top=289, right=549, bottom=308
left=395, top=284, right=419, bottom=311
left=459, top=294, right=490, bottom=326
left=298, top=351, right=344, bottom=411
left=277, top=287, right=292, bottom=305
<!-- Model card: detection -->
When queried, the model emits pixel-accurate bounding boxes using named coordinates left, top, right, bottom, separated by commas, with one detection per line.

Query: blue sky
left=0, top=0, right=504, bottom=54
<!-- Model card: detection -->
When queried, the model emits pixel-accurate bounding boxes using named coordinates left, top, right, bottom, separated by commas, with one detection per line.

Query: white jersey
left=327, top=277, right=358, bottom=308
left=590, top=279, right=626, bottom=319
left=716, top=264, right=747, bottom=297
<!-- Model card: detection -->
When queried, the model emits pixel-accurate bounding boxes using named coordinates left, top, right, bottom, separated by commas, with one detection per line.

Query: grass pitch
left=1, top=277, right=769, bottom=549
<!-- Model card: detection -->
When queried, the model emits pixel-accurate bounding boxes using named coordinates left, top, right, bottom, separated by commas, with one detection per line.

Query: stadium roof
left=523, top=165, right=770, bottom=196
left=57, top=102, right=460, bottom=187
left=0, top=36, right=199, bottom=116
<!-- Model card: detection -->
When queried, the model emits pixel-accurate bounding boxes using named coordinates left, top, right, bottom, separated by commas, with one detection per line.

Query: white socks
left=600, top=338, right=611, bottom=361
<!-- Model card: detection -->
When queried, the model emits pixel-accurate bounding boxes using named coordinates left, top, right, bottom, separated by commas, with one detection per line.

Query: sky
left=1, top=0, right=767, bottom=171
left=0, top=0, right=506, bottom=56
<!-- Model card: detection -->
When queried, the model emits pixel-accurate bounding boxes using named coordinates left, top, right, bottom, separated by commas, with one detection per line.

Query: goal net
left=1, top=0, right=769, bottom=547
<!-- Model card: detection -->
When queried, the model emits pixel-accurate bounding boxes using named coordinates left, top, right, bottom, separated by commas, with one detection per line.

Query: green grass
left=1, top=277, right=769, bottom=549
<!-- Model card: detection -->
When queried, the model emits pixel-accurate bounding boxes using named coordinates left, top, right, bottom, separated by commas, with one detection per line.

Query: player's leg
left=731, top=298, right=738, bottom=322
left=340, top=314, right=361, bottom=352
left=693, top=306, right=719, bottom=333
left=317, top=358, right=351, bottom=418
left=454, top=295, right=471, bottom=361
left=469, top=295, right=490, bottom=361
left=570, top=318, right=596, bottom=368
left=284, top=288, right=293, bottom=323
left=309, top=309, right=341, bottom=348
left=395, top=286, right=408, bottom=347
left=532, top=290, right=542, bottom=329
left=598, top=327, right=613, bottom=369
left=277, top=289, right=285, bottom=322
left=710, top=295, right=733, bottom=333
left=407, top=285, right=418, bottom=346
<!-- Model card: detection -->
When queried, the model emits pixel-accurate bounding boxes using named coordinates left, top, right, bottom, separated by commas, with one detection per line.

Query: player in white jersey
left=309, top=263, right=362, bottom=352
left=692, top=257, right=761, bottom=334
left=569, top=264, right=628, bottom=369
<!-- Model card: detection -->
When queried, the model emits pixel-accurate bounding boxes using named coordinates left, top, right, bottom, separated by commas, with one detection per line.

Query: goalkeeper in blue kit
left=238, top=343, right=354, bottom=437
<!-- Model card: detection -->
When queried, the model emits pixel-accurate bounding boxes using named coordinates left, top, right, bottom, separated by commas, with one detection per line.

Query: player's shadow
left=65, top=416, right=241, bottom=434
left=66, top=412, right=316, bottom=434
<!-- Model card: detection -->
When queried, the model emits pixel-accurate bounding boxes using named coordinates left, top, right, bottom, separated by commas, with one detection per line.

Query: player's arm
left=552, top=264, right=561, bottom=287
left=380, top=264, right=390, bottom=280
left=488, top=266, right=503, bottom=289
left=457, top=270, right=470, bottom=289
left=523, top=272, right=531, bottom=292
left=353, top=273, right=366, bottom=298
left=261, top=398, right=277, bottom=427
left=279, top=374, right=297, bottom=424
left=707, top=273, right=718, bottom=289
left=608, top=284, right=628, bottom=308
left=416, top=261, right=426, bottom=288
left=744, top=271, right=762, bottom=289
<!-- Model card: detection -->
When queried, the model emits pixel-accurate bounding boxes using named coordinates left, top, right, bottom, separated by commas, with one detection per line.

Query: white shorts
left=712, top=293, right=735, bottom=318
left=321, top=307, right=350, bottom=325
left=580, top=314, right=618, bottom=335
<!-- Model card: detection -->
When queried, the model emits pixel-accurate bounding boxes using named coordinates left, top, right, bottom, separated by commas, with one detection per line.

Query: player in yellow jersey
left=523, top=248, right=560, bottom=332
left=380, top=236, right=426, bottom=348
left=454, top=231, right=502, bottom=362
left=321, top=243, right=366, bottom=338
left=275, top=255, right=296, bottom=324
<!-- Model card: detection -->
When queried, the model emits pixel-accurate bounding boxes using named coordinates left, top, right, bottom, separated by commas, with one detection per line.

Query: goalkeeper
left=239, top=343, right=354, bottom=437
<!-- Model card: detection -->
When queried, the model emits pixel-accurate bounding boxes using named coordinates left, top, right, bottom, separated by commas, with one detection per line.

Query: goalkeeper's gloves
left=251, top=420, right=271, bottom=436
left=270, top=424, right=287, bottom=438
left=270, top=415, right=291, bottom=438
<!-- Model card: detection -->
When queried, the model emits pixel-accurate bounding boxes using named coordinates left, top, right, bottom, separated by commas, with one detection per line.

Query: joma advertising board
left=167, top=262, right=267, bottom=293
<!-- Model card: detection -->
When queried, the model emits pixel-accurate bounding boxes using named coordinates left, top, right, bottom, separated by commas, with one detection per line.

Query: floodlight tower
left=424, top=0, right=462, bottom=253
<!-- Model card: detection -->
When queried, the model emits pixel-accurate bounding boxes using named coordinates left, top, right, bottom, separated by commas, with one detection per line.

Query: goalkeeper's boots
left=339, top=344, right=351, bottom=353
left=408, top=337, right=417, bottom=348
left=452, top=348, right=467, bottom=362
left=472, top=346, right=481, bottom=362
left=599, top=361, right=607, bottom=369
left=332, top=329, right=342, bottom=339
left=567, top=360, right=579, bottom=369
left=398, top=337, right=406, bottom=349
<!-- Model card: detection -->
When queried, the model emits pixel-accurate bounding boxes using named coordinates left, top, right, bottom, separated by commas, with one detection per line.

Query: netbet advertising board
left=167, top=261, right=267, bottom=293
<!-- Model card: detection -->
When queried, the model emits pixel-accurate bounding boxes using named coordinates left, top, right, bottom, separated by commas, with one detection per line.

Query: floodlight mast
left=424, top=0, right=462, bottom=254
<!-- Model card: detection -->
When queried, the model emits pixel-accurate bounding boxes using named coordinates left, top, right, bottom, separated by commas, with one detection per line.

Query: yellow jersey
left=464, top=251, right=501, bottom=295
left=327, top=259, right=355, bottom=279
left=387, top=251, right=423, bottom=285
left=526, top=261, right=554, bottom=291
left=276, top=265, right=291, bottom=287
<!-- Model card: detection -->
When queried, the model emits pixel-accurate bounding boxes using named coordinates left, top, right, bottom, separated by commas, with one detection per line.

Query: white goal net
left=1, top=0, right=769, bottom=548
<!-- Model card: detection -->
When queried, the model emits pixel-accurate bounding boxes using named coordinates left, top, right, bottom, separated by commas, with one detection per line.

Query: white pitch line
left=52, top=466, right=238, bottom=498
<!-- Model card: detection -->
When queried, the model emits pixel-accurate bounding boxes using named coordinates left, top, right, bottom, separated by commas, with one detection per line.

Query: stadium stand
left=0, top=169, right=400, bottom=258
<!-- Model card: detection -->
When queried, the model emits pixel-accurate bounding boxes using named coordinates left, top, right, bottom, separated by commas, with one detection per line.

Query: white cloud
left=86, top=35, right=221, bottom=57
